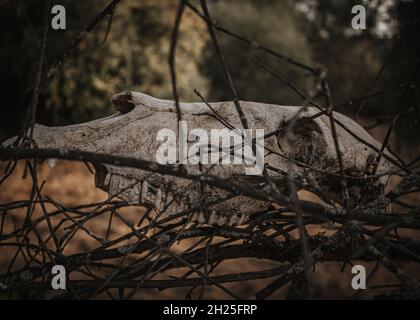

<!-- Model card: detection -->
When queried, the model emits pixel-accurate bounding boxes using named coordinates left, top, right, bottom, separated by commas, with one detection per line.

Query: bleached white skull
left=2, top=92, right=395, bottom=225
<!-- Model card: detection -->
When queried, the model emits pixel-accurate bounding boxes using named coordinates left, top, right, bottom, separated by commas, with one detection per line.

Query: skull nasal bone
left=111, top=92, right=135, bottom=114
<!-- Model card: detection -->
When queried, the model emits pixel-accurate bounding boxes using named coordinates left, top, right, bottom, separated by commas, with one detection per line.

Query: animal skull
left=2, top=92, right=395, bottom=226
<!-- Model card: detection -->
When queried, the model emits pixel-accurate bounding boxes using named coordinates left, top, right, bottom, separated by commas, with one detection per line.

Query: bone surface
left=2, top=92, right=395, bottom=226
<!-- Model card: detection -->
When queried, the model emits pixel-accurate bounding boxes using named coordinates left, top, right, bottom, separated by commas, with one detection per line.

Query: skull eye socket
left=276, top=118, right=326, bottom=166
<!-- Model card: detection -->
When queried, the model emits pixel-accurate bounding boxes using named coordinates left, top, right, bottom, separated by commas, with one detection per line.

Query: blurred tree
left=295, top=0, right=419, bottom=114
left=45, top=1, right=210, bottom=126
left=200, top=0, right=315, bottom=105
left=0, top=0, right=418, bottom=150
left=0, top=0, right=210, bottom=139
left=295, top=0, right=393, bottom=110
left=294, top=0, right=420, bottom=149
left=381, top=0, right=420, bottom=145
